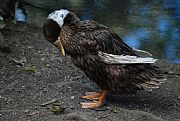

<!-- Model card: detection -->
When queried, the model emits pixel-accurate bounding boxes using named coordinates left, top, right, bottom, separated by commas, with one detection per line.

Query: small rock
left=46, top=64, right=50, bottom=67
left=24, top=110, right=30, bottom=114
left=27, top=46, right=33, bottom=49
left=71, top=96, right=75, bottom=100
left=41, top=57, right=45, bottom=61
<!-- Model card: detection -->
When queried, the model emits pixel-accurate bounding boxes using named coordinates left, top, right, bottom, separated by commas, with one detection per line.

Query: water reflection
left=15, top=0, right=180, bottom=63
left=124, top=28, right=151, bottom=49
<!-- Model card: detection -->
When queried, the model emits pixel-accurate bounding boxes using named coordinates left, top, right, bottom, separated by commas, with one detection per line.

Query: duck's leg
left=80, top=90, right=108, bottom=109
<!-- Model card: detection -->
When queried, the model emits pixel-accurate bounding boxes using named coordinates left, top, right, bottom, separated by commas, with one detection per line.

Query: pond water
left=16, top=0, right=180, bottom=63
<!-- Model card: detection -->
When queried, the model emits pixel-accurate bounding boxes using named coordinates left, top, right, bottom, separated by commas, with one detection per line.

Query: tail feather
left=145, top=81, right=161, bottom=86
left=137, top=77, right=166, bottom=91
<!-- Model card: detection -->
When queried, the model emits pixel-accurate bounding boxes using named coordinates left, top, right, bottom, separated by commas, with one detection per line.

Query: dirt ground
left=0, top=22, right=180, bottom=121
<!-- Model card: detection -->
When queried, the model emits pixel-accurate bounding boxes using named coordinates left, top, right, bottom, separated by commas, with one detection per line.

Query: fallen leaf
left=50, top=103, right=66, bottom=114
left=24, top=66, right=38, bottom=73
left=111, top=108, right=118, bottom=113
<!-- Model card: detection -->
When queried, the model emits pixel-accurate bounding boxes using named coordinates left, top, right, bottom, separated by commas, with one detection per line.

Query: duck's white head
left=43, top=9, right=79, bottom=57
left=48, top=9, right=69, bottom=27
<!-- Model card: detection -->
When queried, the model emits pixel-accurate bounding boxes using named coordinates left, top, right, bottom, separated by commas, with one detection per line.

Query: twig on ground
left=41, top=99, right=58, bottom=106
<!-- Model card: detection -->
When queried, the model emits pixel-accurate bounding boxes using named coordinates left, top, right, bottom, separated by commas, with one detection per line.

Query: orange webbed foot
left=80, top=90, right=108, bottom=109
left=81, top=91, right=102, bottom=100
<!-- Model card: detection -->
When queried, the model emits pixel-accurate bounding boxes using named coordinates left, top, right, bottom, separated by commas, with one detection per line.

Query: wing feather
left=70, top=21, right=136, bottom=56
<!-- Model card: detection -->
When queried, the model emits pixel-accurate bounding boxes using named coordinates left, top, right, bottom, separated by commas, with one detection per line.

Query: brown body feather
left=44, top=12, right=165, bottom=94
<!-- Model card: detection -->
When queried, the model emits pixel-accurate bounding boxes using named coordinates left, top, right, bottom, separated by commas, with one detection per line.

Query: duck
left=43, top=9, right=166, bottom=108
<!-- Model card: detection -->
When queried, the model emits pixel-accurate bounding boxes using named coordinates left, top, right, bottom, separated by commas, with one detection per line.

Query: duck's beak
left=54, top=38, right=65, bottom=56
